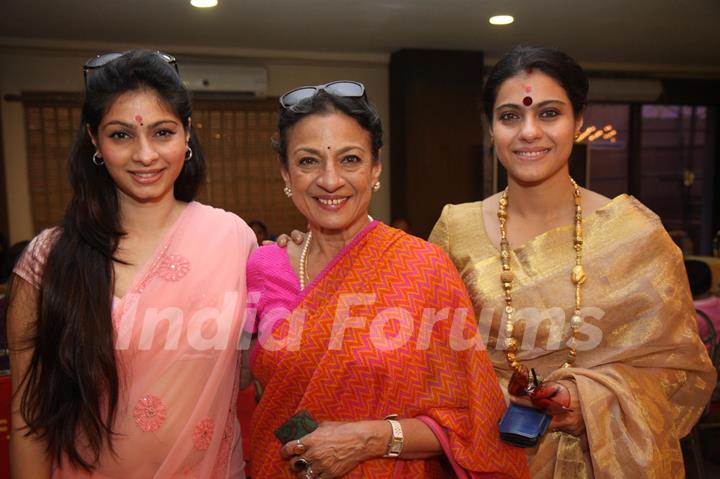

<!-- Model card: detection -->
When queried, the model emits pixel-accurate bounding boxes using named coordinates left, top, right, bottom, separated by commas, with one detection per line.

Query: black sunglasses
left=83, top=51, right=179, bottom=87
left=279, top=80, right=366, bottom=109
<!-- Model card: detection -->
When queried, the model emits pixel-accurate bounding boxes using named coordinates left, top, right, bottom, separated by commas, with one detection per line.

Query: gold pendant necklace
left=498, top=177, right=585, bottom=373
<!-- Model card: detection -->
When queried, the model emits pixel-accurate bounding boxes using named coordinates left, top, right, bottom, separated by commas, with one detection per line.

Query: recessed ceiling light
left=489, top=15, right=514, bottom=26
left=191, top=0, right=218, bottom=8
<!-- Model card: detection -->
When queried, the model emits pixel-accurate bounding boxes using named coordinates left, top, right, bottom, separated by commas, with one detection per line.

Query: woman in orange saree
left=247, top=83, right=528, bottom=478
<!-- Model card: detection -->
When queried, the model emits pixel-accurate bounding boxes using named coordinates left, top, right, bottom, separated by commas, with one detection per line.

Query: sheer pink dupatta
left=13, top=203, right=256, bottom=478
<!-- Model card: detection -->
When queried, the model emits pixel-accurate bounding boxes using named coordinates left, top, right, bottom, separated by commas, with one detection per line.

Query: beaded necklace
left=297, top=216, right=373, bottom=290
left=498, top=178, right=585, bottom=373
left=298, top=231, right=313, bottom=290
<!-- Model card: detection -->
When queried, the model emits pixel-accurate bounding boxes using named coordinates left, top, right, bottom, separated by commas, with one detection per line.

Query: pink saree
left=15, top=202, right=256, bottom=479
left=247, top=222, right=529, bottom=478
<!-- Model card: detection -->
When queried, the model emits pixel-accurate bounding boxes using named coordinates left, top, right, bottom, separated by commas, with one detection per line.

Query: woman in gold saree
left=430, top=46, right=716, bottom=478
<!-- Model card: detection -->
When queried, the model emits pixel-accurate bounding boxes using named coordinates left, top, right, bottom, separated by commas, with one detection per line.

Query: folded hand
left=509, top=380, right=585, bottom=436
left=280, top=420, right=385, bottom=478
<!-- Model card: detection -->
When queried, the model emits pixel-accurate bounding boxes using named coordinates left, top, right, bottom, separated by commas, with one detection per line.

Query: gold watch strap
left=384, top=419, right=404, bottom=457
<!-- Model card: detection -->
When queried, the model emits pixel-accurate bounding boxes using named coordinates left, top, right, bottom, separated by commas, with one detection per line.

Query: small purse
left=498, top=403, right=551, bottom=448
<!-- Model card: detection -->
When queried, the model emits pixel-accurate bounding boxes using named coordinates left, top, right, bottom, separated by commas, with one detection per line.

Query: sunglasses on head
left=82, top=51, right=179, bottom=87
left=278, top=80, right=366, bottom=109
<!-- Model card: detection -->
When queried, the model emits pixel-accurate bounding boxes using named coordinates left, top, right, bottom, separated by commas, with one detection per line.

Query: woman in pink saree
left=246, top=83, right=528, bottom=478
left=8, top=50, right=255, bottom=478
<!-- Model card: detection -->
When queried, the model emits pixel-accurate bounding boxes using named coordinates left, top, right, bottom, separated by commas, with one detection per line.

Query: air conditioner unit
left=588, top=78, right=663, bottom=102
left=181, top=63, right=268, bottom=95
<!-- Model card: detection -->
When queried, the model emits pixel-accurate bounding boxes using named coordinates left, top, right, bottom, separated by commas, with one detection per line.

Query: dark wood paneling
left=390, top=49, right=484, bottom=239
left=708, top=107, right=719, bottom=255
left=659, top=79, right=720, bottom=105
left=0, top=101, right=8, bottom=245
left=627, top=104, right=643, bottom=197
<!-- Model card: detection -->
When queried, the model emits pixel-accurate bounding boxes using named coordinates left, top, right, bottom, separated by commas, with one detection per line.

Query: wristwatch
left=383, top=416, right=404, bottom=457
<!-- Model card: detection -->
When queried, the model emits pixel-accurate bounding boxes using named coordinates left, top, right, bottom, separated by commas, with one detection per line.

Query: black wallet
left=498, top=403, right=551, bottom=448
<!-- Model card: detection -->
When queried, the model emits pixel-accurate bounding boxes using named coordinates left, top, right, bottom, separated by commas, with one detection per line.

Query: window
left=639, top=105, right=708, bottom=251
left=192, top=98, right=305, bottom=236
left=581, top=104, right=630, bottom=198
left=580, top=103, right=713, bottom=254
left=23, top=93, right=81, bottom=232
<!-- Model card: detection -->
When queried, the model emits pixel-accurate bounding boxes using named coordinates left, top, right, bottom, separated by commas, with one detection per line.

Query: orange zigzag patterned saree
left=249, top=222, right=528, bottom=478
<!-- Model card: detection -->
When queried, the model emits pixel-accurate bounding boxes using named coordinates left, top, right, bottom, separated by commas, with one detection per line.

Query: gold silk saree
left=430, top=195, right=716, bottom=479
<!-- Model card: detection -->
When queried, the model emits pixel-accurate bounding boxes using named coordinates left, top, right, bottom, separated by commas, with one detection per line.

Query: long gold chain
left=498, top=178, right=585, bottom=372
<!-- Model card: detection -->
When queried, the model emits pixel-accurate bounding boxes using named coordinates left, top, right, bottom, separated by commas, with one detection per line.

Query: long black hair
left=483, top=45, right=589, bottom=120
left=16, top=49, right=205, bottom=470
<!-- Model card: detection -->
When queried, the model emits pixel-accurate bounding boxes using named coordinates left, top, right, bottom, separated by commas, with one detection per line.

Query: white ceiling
left=1, top=0, right=719, bottom=73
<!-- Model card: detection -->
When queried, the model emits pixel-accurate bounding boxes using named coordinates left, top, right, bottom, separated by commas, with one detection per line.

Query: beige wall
left=0, top=45, right=391, bottom=243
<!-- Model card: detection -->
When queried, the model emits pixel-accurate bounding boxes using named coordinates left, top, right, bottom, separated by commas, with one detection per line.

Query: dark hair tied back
left=272, top=90, right=383, bottom=167
left=483, top=46, right=589, bottom=121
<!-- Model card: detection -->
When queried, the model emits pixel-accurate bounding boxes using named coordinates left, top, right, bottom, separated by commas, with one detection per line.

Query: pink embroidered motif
left=193, top=417, right=215, bottom=451
left=157, top=254, right=190, bottom=281
left=133, top=394, right=167, bottom=432
left=223, top=413, right=234, bottom=440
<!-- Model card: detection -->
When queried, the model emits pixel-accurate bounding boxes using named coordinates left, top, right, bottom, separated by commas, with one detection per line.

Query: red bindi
left=523, top=96, right=533, bottom=106
left=134, top=115, right=143, bottom=125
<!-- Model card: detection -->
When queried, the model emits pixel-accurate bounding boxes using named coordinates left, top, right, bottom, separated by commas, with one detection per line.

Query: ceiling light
left=191, top=0, right=217, bottom=8
left=489, top=15, right=514, bottom=26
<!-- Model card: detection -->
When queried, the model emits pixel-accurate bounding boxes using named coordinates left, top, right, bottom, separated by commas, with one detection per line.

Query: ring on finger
left=292, top=439, right=306, bottom=455
left=306, top=465, right=316, bottom=478
left=292, top=458, right=309, bottom=472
